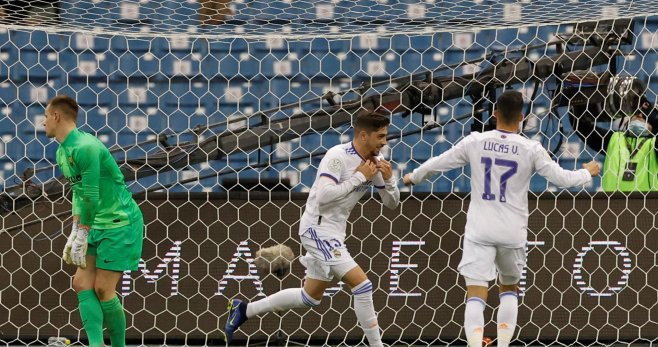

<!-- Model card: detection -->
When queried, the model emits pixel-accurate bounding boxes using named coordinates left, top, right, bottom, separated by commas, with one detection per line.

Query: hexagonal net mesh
left=0, top=0, right=657, bottom=346
left=1, top=0, right=657, bottom=39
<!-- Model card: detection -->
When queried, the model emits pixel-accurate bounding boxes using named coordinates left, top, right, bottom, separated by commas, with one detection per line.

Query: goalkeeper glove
left=70, top=226, right=90, bottom=268
left=62, top=220, right=78, bottom=265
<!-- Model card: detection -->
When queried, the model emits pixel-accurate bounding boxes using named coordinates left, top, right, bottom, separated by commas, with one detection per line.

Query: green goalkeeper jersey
left=55, top=128, right=142, bottom=229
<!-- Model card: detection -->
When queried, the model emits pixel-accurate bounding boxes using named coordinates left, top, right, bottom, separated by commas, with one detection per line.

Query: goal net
left=0, top=0, right=656, bottom=345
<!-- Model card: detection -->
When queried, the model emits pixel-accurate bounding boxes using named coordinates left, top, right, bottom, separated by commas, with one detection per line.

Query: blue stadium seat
left=223, top=0, right=252, bottom=22
left=207, top=38, right=249, bottom=54
left=208, top=78, right=259, bottom=108
left=337, top=0, right=400, bottom=22
left=22, top=133, right=53, bottom=160
left=319, top=132, right=342, bottom=149
left=150, top=102, right=192, bottom=131
left=248, top=0, right=315, bottom=21
left=78, top=106, right=111, bottom=131
left=391, top=34, right=434, bottom=52
left=395, top=51, right=423, bottom=75
left=617, top=53, right=657, bottom=76
left=0, top=54, right=10, bottom=81
left=157, top=0, right=201, bottom=31
left=10, top=103, right=49, bottom=136
left=155, top=36, right=206, bottom=57
left=0, top=111, right=16, bottom=138
left=199, top=53, right=242, bottom=80
left=4, top=136, right=27, bottom=163
left=10, top=50, right=62, bottom=80
left=427, top=0, right=493, bottom=28
left=163, top=81, right=211, bottom=108
left=0, top=81, right=18, bottom=106
left=258, top=79, right=334, bottom=118
left=161, top=106, right=209, bottom=132
left=7, top=30, right=63, bottom=51
left=348, top=34, right=393, bottom=54
left=100, top=0, right=162, bottom=30
left=237, top=56, right=264, bottom=79
left=0, top=27, right=9, bottom=45
left=59, top=0, right=112, bottom=28
left=116, top=52, right=160, bottom=78
left=96, top=106, right=144, bottom=133
left=306, top=37, right=350, bottom=54
left=265, top=78, right=317, bottom=105
left=299, top=52, right=343, bottom=79
left=159, top=54, right=201, bottom=78
left=56, top=81, right=114, bottom=108
left=110, top=36, right=152, bottom=54
left=349, top=51, right=392, bottom=79
left=258, top=53, right=300, bottom=78
left=57, top=50, right=119, bottom=78
left=439, top=49, right=483, bottom=68
left=67, top=32, right=111, bottom=53
left=111, top=82, right=158, bottom=108
left=15, top=83, right=55, bottom=106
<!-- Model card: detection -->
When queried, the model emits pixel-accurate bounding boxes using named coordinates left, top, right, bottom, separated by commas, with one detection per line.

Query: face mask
left=628, top=119, right=651, bottom=137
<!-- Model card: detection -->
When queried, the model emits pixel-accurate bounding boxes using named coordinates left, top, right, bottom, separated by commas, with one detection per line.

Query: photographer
left=569, top=75, right=658, bottom=191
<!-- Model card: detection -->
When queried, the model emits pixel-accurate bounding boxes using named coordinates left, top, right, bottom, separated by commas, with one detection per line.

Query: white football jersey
left=410, top=130, right=592, bottom=247
left=301, top=142, right=399, bottom=240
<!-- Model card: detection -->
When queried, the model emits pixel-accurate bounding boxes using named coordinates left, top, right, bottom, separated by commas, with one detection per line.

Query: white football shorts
left=298, top=225, right=358, bottom=282
left=458, top=237, right=527, bottom=285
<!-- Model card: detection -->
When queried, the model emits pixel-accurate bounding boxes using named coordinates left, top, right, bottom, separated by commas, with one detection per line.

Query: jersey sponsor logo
left=66, top=174, right=82, bottom=184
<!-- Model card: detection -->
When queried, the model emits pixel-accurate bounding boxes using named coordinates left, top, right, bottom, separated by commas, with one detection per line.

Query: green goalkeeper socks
left=77, top=290, right=104, bottom=347
left=100, top=296, right=126, bottom=347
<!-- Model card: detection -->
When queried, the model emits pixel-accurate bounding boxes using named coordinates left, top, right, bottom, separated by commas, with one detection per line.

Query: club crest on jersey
left=332, top=249, right=341, bottom=257
left=68, top=156, right=74, bottom=165
left=328, top=158, right=342, bottom=173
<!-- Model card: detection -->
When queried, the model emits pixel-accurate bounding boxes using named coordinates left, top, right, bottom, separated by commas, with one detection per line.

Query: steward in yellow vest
left=569, top=76, right=658, bottom=192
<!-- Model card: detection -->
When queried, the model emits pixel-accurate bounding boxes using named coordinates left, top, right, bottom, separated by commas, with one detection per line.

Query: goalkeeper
left=44, top=95, right=143, bottom=347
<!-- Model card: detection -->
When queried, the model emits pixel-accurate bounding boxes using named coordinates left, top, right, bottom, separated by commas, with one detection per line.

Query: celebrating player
left=403, top=91, right=600, bottom=347
left=224, top=112, right=400, bottom=346
left=44, top=95, right=144, bottom=347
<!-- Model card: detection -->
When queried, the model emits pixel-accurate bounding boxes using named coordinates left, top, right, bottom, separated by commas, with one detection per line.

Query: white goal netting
left=0, top=0, right=657, bottom=346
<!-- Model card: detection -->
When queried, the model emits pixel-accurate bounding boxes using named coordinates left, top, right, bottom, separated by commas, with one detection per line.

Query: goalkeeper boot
left=224, top=299, right=248, bottom=343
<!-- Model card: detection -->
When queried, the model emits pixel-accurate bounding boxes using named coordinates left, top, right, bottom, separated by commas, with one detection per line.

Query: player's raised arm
left=532, top=143, right=600, bottom=187
left=403, top=135, right=473, bottom=186
left=373, top=159, right=400, bottom=209
left=316, top=157, right=376, bottom=205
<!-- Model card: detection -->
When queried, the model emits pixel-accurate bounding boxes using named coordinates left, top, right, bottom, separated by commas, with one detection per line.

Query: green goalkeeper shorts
left=87, top=217, right=144, bottom=272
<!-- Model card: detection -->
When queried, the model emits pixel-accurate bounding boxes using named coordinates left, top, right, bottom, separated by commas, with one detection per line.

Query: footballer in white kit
left=404, top=91, right=600, bottom=347
left=298, top=140, right=399, bottom=278
left=224, top=112, right=400, bottom=347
